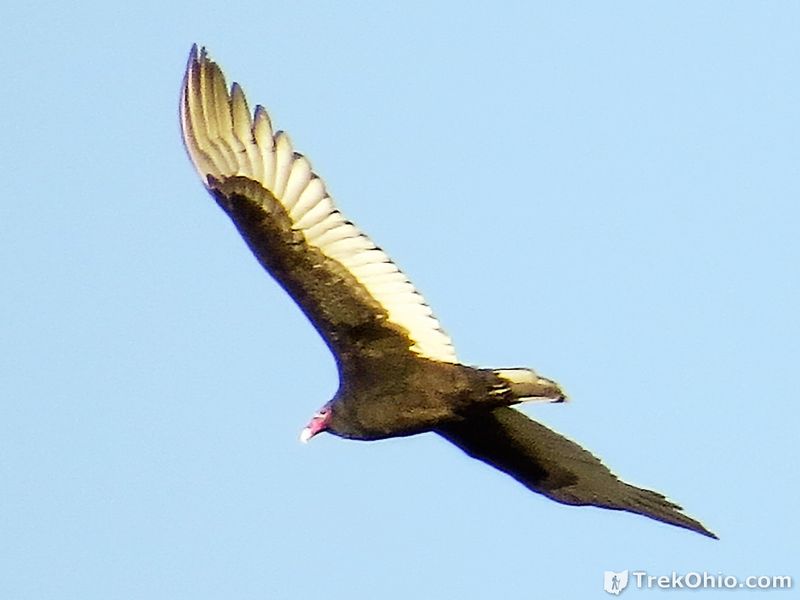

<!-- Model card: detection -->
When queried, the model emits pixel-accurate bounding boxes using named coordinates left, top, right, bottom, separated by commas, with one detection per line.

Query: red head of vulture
left=180, top=46, right=716, bottom=539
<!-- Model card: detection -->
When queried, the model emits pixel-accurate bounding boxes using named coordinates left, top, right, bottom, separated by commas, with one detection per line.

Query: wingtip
left=187, top=43, right=201, bottom=69
left=188, top=43, right=215, bottom=68
left=676, top=513, right=718, bottom=539
left=183, top=44, right=201, bottom=87
left=629, top=486, right=719, bottom=540
left=697, top=524, right=720, bottom=540
left=683, top=521, right=719, bottom=540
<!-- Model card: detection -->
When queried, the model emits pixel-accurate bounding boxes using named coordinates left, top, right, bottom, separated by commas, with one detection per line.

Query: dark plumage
left=180, top=45, right=717, bottom=539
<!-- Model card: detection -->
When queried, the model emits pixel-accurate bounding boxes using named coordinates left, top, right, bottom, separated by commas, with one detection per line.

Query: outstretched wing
left=437, top=408, right=717, bottom=538
left=180, top=46, right=457, bottom=366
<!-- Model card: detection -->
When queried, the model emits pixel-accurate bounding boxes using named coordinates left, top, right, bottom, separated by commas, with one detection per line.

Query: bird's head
left=299, top=406, right=332, bottom=443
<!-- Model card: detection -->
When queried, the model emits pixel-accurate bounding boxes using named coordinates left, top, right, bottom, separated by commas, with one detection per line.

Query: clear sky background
left=2, top=2, right=798, bottom=598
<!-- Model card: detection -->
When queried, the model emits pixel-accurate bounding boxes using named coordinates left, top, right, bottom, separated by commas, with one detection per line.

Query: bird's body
left=329, top=361, right=562, bottom=440
left=180, top=46, right=716, bottom=538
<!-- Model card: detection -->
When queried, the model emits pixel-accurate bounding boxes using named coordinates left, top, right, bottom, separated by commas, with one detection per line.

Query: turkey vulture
left=180, top=45, right=716, bottom=539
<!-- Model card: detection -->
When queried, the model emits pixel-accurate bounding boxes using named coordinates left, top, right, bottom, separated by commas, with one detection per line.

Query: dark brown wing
left=180, top=46, right=458, bottom=367
left=437, top=407, right=717, bottom=538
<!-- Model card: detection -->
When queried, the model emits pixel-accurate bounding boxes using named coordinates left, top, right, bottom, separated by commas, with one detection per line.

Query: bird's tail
left=494, top=369, right=567, bottom=403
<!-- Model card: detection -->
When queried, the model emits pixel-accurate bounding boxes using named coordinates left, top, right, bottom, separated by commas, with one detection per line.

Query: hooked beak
left=299, top=427, right=315, bottom=444
left=299, top=410, right=330, bottom=443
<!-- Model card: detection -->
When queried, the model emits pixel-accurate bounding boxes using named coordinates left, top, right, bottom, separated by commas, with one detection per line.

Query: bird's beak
left=299, top=410, right=330, bottom=443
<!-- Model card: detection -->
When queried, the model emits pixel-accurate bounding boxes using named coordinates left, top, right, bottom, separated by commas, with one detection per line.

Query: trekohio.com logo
left=604, top=570, right=792, bottom=594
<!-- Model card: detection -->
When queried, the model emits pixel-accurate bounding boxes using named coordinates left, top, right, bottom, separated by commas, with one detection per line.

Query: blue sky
left=2, top=2, right=798, bottom=598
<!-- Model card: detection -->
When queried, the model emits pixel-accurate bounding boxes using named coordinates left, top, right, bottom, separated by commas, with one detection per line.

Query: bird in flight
left=180, top=45, right=716, bottom=539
